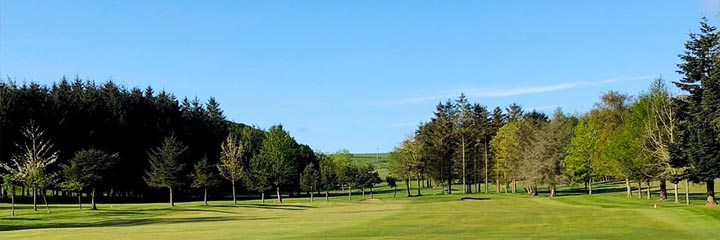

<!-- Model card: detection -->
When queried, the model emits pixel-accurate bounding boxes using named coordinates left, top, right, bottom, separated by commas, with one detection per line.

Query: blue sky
left=1, top=1, right=718, bottom=153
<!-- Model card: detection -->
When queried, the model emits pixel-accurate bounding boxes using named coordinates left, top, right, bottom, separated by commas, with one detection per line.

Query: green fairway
left=2, top=182, right=720, bottom=239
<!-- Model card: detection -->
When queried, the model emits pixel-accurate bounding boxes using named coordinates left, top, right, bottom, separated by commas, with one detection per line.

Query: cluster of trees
left=1, top=77, right=387, bottom=215
left=0, top=77, right=230, bottom=201
left=311, top=150, right=382, bottom=202
left=389, top=19, right=720, bottom=206
left=389, top=94, right=504, bottom=196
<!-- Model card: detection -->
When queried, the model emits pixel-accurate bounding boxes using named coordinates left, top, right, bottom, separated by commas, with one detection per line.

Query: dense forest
left=0, top=76, right=386, bottom=213
left=388, top=18, right=720, bottom=206
left=0, top=77, right=327, bottom=205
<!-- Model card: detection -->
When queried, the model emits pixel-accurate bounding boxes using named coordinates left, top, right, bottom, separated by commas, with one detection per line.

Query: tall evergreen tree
left=192, top=156, right=220, bottom=206
left=144, top=136, right=187, bottom=207
left=674, top=18, right=720, bottom=205
left=454, top=94, right=473, bottom=193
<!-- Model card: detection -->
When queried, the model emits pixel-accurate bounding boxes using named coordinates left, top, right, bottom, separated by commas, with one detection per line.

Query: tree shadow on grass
left=0, top=215, right=275, bottom=232
left=460, top=197, right=491, bottom=201
left=239, top=204, right=315, bottom=211
left=180, top=208, right=243, bottom=215
left=212, top=204, right=315, bottom=211
left=555, top=182, right=629, bottom=197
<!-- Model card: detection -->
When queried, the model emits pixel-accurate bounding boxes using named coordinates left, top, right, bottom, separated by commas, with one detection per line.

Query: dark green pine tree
left=505, top=103, right=524, bottom=122
left=422, top=100, right=457, bottom=194
left=470, top=103, right=490, bottom=193
left=192, top=155, right=220, bottom=206
left=674, top=17, right=720, bottom=205
left=144, top=136, right=188, bottom=207
left=61, top=149, right=118, bottom=210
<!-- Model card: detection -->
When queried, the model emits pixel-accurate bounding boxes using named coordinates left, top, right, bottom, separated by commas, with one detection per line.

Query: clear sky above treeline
left=1, top=1, right=718, bottom=153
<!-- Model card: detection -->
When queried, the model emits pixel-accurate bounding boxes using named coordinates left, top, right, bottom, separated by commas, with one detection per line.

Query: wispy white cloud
left=368, top=75, right=654, bottom=106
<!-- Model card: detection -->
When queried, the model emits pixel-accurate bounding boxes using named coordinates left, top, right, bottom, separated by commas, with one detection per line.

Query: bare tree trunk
left=474, top=154, right=478, bottom=193
left=685, top=180, right=690, bottom=205
left=625, top=178, right=632, bottom=197
left=169, top=187, right=174, bottom=207
left=261, top=191, right=265, bottom=203
left=348, top=186, right=352, bottom=200
left=674, top=183, right=679, bottom=203
left=637, top=181, right=642, bottom=199
left=362, top=187, right=365, bottom=199
left=370, top=186, right=374, bottom=199
left=462, top=138, right=466, bottom=194
left=496, top=178, right=500, bottom=193
left=549, top=184, right=556, bottom=197
left=325, top=190, right=329, bottom=202
left=512, top=179, right=516, bottom=194
left=416, top=175, right=422, bottom=196
left=589, top=179, right=593, bottom=195
left=231, top=181, right=237, bottom=206
left=204, top=188, right=208, bottom=206
left=91, top=187, right=97, bottom=210
left=705, top=180, right=716, bottom=206
left=277, top=187, right=283, bottom=203
left=42, top=189, right=50, bottom=213
left=78, top=190, right=82, bottom=209
left=659, top=179, right=667, bottom=201
left=33, top=187, right=38, bottom=211
left=647, top=181, right=651, bottom=200
left=310, top=191, right=314, bottom=202
left=484, top=138, right=489, bottom=194
left=406, top=179, right=411, bottom=197
left=10, top=187, right=15, bottom=217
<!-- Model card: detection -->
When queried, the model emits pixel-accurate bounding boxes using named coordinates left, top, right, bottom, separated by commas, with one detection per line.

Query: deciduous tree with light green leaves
left=2, top=174, right=17, bottom=216
left=255, top=125, right=297, bottom=203
left=217, top=134, right=244, bottom=206
left=641, top=79, right=681, bottom=202
left=563, top=115, right=599, bottom=194
left=490, top=120, right=521, bottom=193
left=1, top=122, right=58, bottom=213
left=318, top=153, right=337, bottom=202
left=389, top=137, right=422, bottom=197
left=300, top=162, right=320, bottom=202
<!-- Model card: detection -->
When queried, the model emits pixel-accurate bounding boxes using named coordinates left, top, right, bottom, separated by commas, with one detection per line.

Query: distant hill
left=352, top=152, right=390, bottom=178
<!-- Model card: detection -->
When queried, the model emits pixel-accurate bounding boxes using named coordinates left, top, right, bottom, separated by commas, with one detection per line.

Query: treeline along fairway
left=0, top=77, right=321, bottom=204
